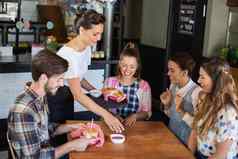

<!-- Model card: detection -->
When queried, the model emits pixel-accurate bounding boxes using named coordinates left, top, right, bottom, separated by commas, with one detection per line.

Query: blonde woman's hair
left=193, top=57, right=238, bottom=137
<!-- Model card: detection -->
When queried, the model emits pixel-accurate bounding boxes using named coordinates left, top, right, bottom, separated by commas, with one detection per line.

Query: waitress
left=57, top=9, right=124, bottom=133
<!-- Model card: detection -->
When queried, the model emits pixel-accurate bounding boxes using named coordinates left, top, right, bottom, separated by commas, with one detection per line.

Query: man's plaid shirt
left=8, top=85, right=57, bottom=158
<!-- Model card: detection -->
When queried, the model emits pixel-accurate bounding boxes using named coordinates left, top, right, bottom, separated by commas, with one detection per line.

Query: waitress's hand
left=103, top=113, right=124, bottom=133
left=115, top=114, right=124, bottom=123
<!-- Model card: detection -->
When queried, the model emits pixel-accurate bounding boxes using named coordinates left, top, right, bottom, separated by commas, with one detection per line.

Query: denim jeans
left=169, top=118, right=191, bottom=145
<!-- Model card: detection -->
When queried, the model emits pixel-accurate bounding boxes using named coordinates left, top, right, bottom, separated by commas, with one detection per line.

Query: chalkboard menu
left=177, top=0, right=197, bottom=35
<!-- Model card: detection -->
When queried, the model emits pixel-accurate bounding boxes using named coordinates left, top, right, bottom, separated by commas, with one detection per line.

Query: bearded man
left=8, top=49, right=94, bottom=159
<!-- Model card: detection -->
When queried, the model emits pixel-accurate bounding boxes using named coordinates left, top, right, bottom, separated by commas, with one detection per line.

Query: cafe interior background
left=0, top=0, right=238, bottom=157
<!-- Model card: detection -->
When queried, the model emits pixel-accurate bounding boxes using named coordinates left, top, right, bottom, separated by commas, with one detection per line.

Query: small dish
left=89, top=89, right=102, bottom=98
left=110, top=134, right=125, bottom=144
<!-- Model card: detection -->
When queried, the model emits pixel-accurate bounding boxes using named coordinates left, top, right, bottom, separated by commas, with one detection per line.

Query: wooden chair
left=7, top=132, right=16, bottom=159
left=0, top=119, right=13, bottom=159
left=0, top=119, right=8, bottom=151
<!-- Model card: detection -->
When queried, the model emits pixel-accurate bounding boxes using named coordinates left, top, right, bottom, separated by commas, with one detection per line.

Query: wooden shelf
left=227, top=0, right=238, bottom=7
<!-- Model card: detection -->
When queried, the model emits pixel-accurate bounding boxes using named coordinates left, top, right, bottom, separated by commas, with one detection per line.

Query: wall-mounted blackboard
left=177, top=0, right=197, bottom=35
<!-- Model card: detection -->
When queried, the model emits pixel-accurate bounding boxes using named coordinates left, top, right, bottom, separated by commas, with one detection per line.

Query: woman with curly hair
left=188, top=57, right=238, bottom=159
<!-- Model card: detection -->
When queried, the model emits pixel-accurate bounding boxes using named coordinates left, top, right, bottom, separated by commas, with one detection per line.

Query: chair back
left=7, top=132, right=17, bottom=159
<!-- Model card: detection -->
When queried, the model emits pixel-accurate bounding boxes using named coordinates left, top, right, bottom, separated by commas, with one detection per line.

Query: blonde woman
left=188, top=57, right=238, bottom=159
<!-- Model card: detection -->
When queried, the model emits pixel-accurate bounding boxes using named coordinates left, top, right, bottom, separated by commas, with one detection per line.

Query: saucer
left=89, top=89, right=102, bottom=98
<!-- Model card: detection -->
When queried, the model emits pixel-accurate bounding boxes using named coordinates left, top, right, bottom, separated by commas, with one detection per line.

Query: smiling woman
left=56, top=9, right=124, bottom=133
left=103, top=43, right=152, bottom=127
left=189, top=57, right=238, bottom=159
left=160, top=53, right=200, bottom=145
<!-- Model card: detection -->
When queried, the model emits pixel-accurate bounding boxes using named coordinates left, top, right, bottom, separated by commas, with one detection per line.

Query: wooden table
left=67, top=121, right=195, bottom=159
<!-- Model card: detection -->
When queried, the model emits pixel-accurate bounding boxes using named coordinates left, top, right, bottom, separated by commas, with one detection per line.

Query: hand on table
left=124, top=114, right=137, bottom=128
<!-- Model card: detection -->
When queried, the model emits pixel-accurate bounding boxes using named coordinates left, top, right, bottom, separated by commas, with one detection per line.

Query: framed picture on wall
left=177, top=0, right=197, bottom=35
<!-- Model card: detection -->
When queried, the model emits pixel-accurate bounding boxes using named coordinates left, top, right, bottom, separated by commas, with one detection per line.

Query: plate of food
left=101, top=88, right=127, bottom=103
